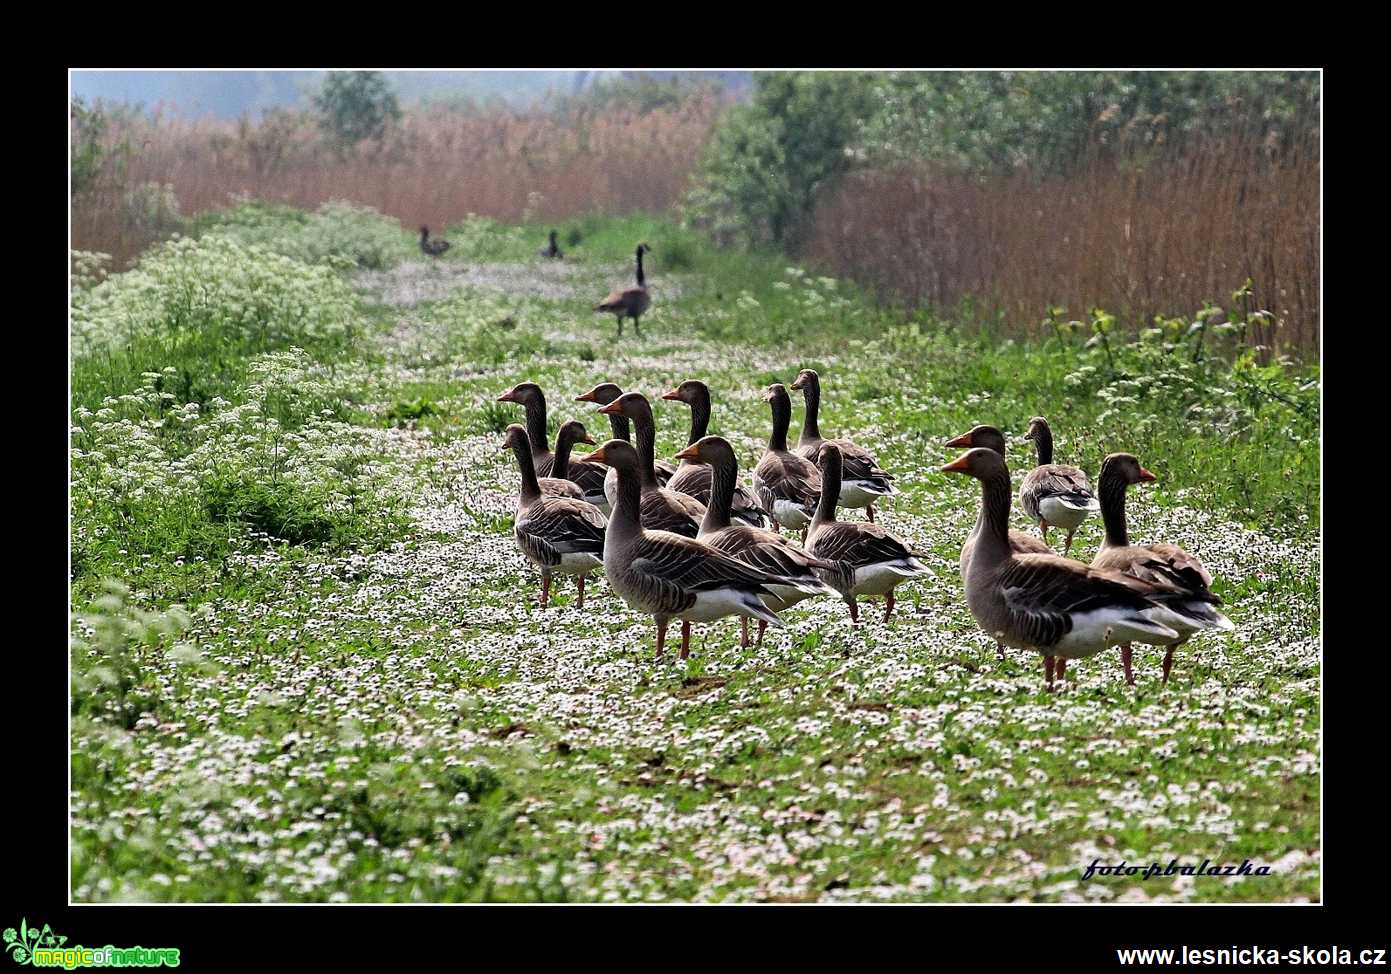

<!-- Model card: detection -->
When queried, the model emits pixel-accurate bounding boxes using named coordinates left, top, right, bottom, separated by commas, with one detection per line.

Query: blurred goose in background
left=676, top=435, right=838, bottom=647
left=503, top=425, right=606, bottom=609
left=595, top=393, right=706, bottom=538
left=588, top=439, right=812, bottom=660
left=662, top=379, right=765, bottom=527
left=754, top=383, right=822, bottom=539
left=539, top=229, right=563, bottom=260
left=791, top=369, right=897, bottom=522
left=944, top=424, right=1056, bottom=659
left=1091, top=453, right=1234, bottom=685
left=419, top=225, right=451, bottom=257
left=941, top=447, right=1178, bottom=688
left=1019, top=416, right=1100, bottom=556
left=807, top=443, right=930, bottom=623
left=595, top=243, right=652, bottom=337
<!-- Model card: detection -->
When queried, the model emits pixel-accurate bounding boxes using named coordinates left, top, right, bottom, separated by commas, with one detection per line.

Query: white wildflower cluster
left=198, top=199, right=413, bottom=271
left=71, top=250, right=113, bottom=290
left=70, top=236, right=361, bottom=358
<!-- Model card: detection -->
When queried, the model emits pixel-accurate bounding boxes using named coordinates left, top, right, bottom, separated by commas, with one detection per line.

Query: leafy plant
left=314, top=71, right=401, bottom=152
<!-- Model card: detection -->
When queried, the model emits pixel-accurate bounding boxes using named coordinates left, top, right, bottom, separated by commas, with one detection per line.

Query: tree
left=313, top=71, right=401, bottom=151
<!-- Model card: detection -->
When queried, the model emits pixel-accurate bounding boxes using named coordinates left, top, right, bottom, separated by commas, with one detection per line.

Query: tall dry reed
left=804, top=130, right=1319, bottom=356
left=72, top=97, right=726, bottom=267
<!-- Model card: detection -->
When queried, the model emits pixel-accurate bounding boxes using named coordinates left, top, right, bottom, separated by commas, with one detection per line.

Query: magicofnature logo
left=4, top=919, right=180, bottom=968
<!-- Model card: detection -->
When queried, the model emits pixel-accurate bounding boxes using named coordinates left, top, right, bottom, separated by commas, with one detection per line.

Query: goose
left=594, top=393, right=706, bottom=538
left=661, top=379, right=766, bottom=527
left=576, top=382, right=675, bottom=512
left=1019, top=416, right=1100, bottom=556
left=675, top=435, right=838, bottom=647
left=944, top=424, right=1056, bottom=659
left=419, top=225, right=451, bottom=258
left=806, top=443, right=930, bottom=623
left=541, top=419, right=603, bottom=503
left=595, top=243, right=652, bottom=337
left=753, top=383, right=823, bottom=539
left=587, top=439, right=813, bottom=660
left=502, top=425, right=606, bottom=609
left=941, top=447, right=1179, bottom=688
left=539, top=230, right=563, bottom=260
left=497, top=382, right=556, bottom=478
left=791, top=369, right=898, bottom=522
left=1091, top=453, right=1234, bottom=685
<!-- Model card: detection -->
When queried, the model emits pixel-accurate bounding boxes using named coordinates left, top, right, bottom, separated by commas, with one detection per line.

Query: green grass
left=70, top=210, right=1320, bottom=903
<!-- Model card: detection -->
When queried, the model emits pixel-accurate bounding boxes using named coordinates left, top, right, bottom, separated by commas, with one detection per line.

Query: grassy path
left=71, top=228, right=1319, bottom=903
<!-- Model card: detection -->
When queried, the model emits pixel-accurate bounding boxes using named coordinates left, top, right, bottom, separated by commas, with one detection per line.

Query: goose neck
left=1098, top=464, right=1131, bottom=548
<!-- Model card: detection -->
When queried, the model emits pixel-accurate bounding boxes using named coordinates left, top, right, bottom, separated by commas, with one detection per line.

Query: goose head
left=575, top=382, right=622, bottom=407
left=1023, top=416, right=1051, bottom=442
left=501, top=424, right=532, bottom=454
left=673, top=435, right=735, bottom=467
left=941, top=447, right=1010, bottom=481
left=1099, top=452, right=1156, bottom=486
left=945, top=424, right=1007, bottom=456
left=790, top=368, right=820, bottom=393
left=497, top=382, right=544, bottom=406
left=595, top=391, right=652, bottom=424
left=661, top=379, right=709, bottom=405
left=558, top=420, right=597, bottom=449
left=586, top=439, right=642, bottom=473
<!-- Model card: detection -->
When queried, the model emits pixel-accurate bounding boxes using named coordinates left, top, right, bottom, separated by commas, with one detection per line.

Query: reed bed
left=804, top=130, right=1319, bottom=356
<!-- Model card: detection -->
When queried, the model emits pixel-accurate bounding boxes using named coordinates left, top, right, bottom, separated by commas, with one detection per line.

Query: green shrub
left=195, top=199, right=411, bottom=270
left=71, top=235, right=362, bottom=359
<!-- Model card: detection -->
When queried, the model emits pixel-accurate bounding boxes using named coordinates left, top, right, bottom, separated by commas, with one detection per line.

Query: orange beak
left=580, top=432, right=597, bottom=446
left=944, top=431, right=973, bottom=448
left=660, top=388, right=683, bottom=401
left=1138, top=467, right=1157, bottom=482
left=940, top=454, right=973, bottom=474
left=790, top=375, right=806, bottom=390
left=574, top=390, right=596, bottom=403
left=587, top=444, right=610, bottom=466
left=597, top=400, right=623, bottom=415
left=673, top=444, right=701, bottom=463
left=497, top=389, right=516, bottom=403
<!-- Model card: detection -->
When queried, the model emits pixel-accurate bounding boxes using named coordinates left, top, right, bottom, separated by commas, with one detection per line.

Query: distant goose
left=503, top=425, right=606, bottom=609
left=942, top=447, right=1178, bottom=688
left=419, top=225, right=451, bottom=257
left=662, top=379, right=765, bottom=528
left=753, top=383, right=823, bottom=538
left=1019, top=416, right=1100, bottom=556
left=595, top=243, right=652, bottom=337
left=1091, top=453, right=1234, bottom=685
left=539, top=230, right=563, bottom=260
left=791, top=369, right=898, bottom=522
left=676, top=435, right=838, bottom=647
left=944, top=424, right=1056, bottom=659
left=588, top=439, right=810, bottom=660
left=807, top=443, right=930, bottom=623
left=575, top=382, right=676, bottom=510
left=595, top=393, right=706, bottom=538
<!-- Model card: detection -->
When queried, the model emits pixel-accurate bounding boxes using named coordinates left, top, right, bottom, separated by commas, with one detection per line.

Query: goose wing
left=997, top=553, right=1160, bottom=647
left=516, top=497, right=606, bottom=558
left=754, top=451, right=822, bottom=510
left=809, top=521, right=918, bottom=569
left=628, top=531, right=788, bottom=613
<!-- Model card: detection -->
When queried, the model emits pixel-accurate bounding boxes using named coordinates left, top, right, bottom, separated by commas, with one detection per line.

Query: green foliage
left=71, top=235, right=361, bottom=362
left=688, top=71, right=1320, bottom=250
left=685, top=73, right=878, bottom=249
left=314, top=71, right=402, bottom=150
left=194, top=198, right=412, bottom=270
left=70, top=97, right=126, bottom=195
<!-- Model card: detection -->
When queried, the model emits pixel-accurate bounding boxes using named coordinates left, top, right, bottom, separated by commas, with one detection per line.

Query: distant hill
left=69, top=70, right=752, bottom=118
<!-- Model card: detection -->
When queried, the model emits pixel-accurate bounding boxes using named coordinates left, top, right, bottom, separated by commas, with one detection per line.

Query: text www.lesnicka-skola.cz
left=1116, top=947, right=1387, bottom=966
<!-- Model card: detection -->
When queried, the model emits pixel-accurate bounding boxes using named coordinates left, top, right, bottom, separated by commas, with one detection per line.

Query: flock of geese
left=496, top=368, right=1234, bottom=690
